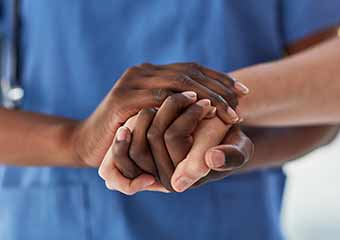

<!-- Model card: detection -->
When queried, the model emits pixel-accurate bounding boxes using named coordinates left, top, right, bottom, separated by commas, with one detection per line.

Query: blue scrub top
left=1, top=1, right=340, bottom=240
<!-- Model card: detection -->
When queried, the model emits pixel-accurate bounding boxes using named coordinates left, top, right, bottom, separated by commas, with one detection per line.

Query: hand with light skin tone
left=1, top=27, right=339, bottom=196
left=98, top=92, right=253, bottom=194
left=98, top=92, right=233, bottom=193
left=0, top=63, right=247, bottom=167
left=172, top=27, right=340, bottom=191
left=99, top=27, right=340, bottom=194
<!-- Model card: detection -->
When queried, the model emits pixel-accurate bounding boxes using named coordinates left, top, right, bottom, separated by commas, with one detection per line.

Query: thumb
left=205, top=127, right=254, bottom=171
left=171, top=156, right=211, bottom=193
left=205, top=145, right=247, bottom=171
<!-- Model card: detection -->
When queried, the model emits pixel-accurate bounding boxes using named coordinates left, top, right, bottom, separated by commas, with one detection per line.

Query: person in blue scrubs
left=1, top=1, right=340, bottom=240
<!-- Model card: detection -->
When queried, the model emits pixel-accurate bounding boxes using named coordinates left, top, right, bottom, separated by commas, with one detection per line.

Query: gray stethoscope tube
left=0, top=0, right=23, bottom=109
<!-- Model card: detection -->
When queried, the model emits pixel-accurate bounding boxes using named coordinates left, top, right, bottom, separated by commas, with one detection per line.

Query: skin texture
left=100, top=27, right=340, bottom=194
left=171, top=27, right=340, bottom=192
left=99, top=93, right=254, bottom=193
left=99, top=95, right=214, bottom=193
left=236, top=29, right=340, bottom=126
left=0, top=63, right=247, bottom=167
left=194, top=126, right=254, bottom=186
left=1, top=26, right=339, bottom=194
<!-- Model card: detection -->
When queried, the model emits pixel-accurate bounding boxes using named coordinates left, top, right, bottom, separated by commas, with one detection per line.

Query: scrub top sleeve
left=282, top=0, right=340, bottom=45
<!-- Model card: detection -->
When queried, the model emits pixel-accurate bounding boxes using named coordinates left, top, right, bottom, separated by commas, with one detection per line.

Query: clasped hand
left=93, top=63, right=253, bottom=194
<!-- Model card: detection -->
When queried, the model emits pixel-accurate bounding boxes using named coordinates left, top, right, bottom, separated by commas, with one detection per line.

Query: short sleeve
left=282, top=0, right=340, bottom=44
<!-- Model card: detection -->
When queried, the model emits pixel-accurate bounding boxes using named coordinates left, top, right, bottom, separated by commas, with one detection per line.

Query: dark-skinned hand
left=98, top=92, right=253, bottom=194
left=73, top=63, right=248, bottom=169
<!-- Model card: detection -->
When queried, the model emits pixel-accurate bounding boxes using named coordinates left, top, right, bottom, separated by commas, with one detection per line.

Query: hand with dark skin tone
left=75, top=63, right=248, bottom=169
left=123, top=93, right=218, bottom=191
left=2, top=26, right=338, bottom=194
left=98, top=92, right=217, bottom=193
left=0, top=63, right=248, bottom=168
left=99, top=27, right=340, bottom=194
left=99, top=92, right=254, bottom=193
left=170, top=28, right=340, bottom=192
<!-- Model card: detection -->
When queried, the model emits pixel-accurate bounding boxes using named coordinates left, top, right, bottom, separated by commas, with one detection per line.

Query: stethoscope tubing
left=1, top=0, right=23, bottom=109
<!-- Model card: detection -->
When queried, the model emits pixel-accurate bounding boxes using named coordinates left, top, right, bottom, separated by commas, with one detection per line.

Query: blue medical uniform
left=1, top=1, right=340, bottom=239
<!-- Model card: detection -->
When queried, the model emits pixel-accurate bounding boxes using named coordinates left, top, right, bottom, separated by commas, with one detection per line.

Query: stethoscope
left=0, top=0, right=23, bottom=109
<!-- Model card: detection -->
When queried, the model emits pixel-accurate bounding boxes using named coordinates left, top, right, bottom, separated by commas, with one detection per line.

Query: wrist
left=229, top=66, right=261, bottom=123
left=229, top=61, right=283, bottom=126
left=59, top=120, right=90, bottom=167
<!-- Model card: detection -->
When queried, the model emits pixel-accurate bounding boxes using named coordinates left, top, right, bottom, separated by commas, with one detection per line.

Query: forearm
left=241, top=125, right=339, bottom=172
left=0, top=108, right=83, bottom=167
left=233, top=37, right=340, bottom=126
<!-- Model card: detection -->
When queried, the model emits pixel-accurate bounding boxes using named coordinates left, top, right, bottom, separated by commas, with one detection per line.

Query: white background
left=283, top=135, right=340, bottom=239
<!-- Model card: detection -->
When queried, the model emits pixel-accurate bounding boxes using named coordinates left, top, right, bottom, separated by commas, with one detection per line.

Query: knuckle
left=189, top=104, right=204, bottom=116
left=120, top=186, right=136, bottom=196
left=165, top=94, right=182, bottom=105
left=129, top=147, right=148, bottom=162
left=186, top=62, right=200, bottom=70
left=225, top=74, right=237, bottom=85
left=139, top=108, right=157, bottom=117
left=134, top=154, right=151, bottom=167
left=98, top=167, right=108, bottom=180
left=125, top=66, right=140, bottom=76
left=151, top=88, right=171, bottom=104
left=122, top=190, right=135, bottom=196
left=165, top=94, right=177, bottom=104
left=105, top=181, right=115, bottom=191
left=175, top=73, right=192, bottom=88
left=182, top=136, right=194, bottom=148
left=166, top=93, right=190, bottom=107
left=139, top=153, right=152, bottom=164
left=164, top=128, right=181, bottom=143
left=138, top=62, right=154, bottom=68
left=211, top=93, right=228, bottom=106
left=147, top=126, right=162, bottom=142
left=187, top=63, right=203, bottom=77
left=119, top=165, right=140, bottom=180
left=136, top=63, right=157, bottom=75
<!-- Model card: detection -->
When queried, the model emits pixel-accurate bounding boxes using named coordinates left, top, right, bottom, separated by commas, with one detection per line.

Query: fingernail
left=227, top=107, right=239, bottom=122
left=182, top=91, right=197, bottom=100
left=197, top=99, right=211, bottom=106
left=234, top=82, right=249, bottom=94
left=207, top=150, right=225, bottom=168
left=174, top=176, right=194, bottom=192
left=116, top=127, right=128, bottom=141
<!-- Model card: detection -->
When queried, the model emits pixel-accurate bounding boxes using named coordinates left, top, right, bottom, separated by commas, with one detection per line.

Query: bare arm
left=235, top=28, right=340, bottom=126
left=0, top=63, right=243, bottom=167
left=236, top=28, right=340, bottom=170
left=99, top=32, right=340, bottom=192
left=0, top=108, right=81, bottom=166
left=206, top=28, right=340, bottom=172
left=171, top=28, right=340, bottom=191
left=239, top=125, right=339, bottom=172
